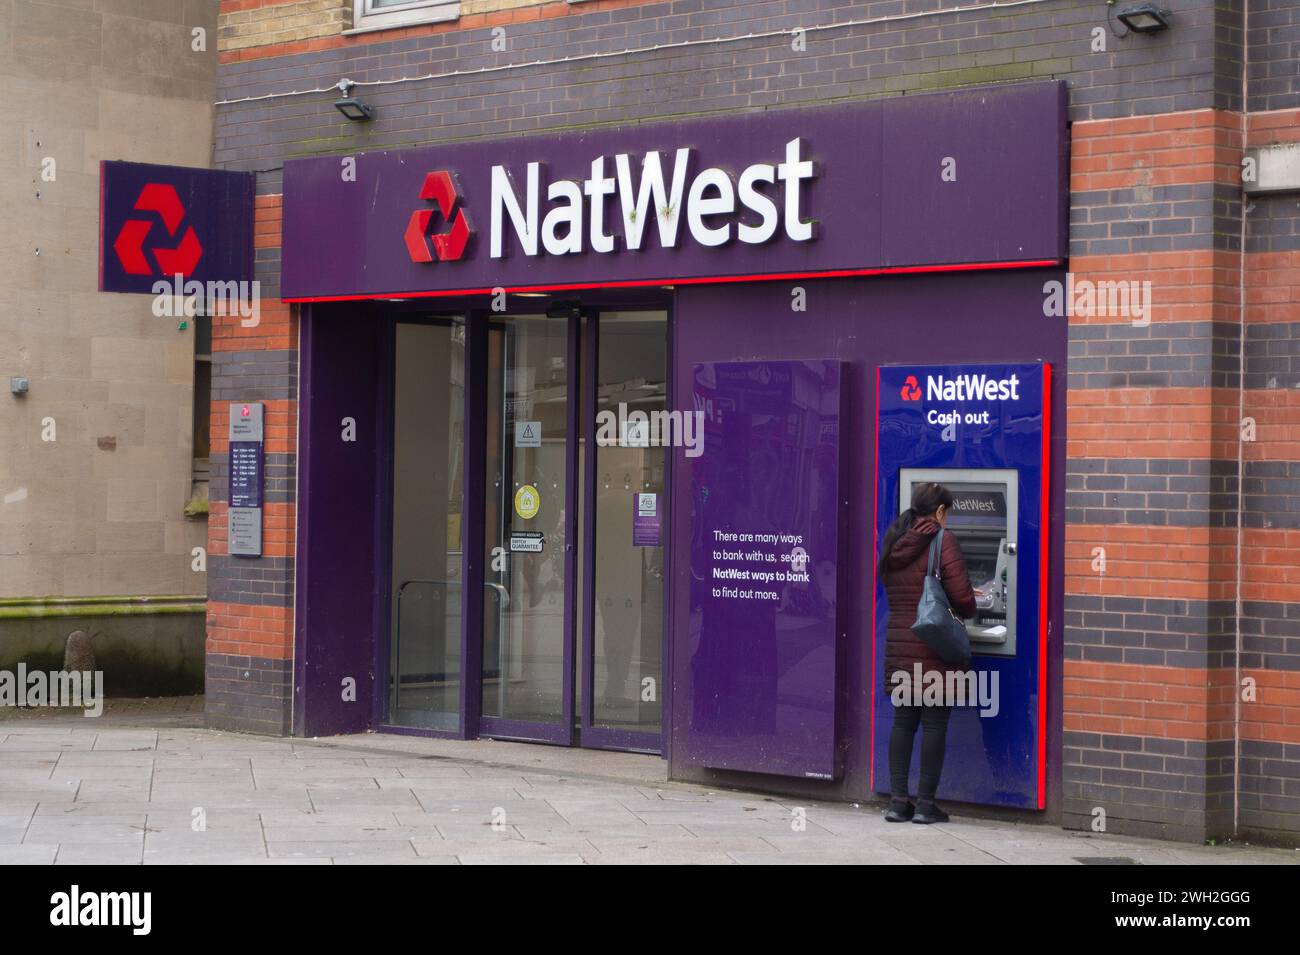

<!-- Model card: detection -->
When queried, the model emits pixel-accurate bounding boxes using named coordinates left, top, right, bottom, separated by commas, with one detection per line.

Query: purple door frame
left=294, top=297, right=675, bottom=750
left=291, top=291, right=702, bottom=753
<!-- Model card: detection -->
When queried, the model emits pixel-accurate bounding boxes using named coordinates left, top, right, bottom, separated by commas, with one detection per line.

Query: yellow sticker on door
left=514, top=484, right=540, bottom=520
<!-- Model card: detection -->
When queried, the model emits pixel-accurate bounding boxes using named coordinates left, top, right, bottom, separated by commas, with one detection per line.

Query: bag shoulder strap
left=925, top=528, right=945, bottom=579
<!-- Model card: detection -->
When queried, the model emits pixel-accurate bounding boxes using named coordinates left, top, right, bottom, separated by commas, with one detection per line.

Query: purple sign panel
left=99, top=161, right=254, bottom=294
left=686, top=360, right=844, bottom=779
left=280, top=82, right=1066, bottom=301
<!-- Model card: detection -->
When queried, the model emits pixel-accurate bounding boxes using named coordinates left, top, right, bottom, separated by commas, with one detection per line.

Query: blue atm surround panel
left=873, top=363, right=1050, bottom=810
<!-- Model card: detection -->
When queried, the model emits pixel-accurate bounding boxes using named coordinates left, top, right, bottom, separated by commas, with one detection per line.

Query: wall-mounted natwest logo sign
left=404, top=139, right=816, bottom=266
left=99, top=161, right=254, bottom=295
left=404, top=171, right=471, bottom=262
left=112, top=183, right=203, bottom=276
left=900, top=375, right=922, bottom=401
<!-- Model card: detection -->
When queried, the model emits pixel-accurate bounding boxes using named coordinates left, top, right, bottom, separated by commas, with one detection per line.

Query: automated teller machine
left=900, top=469, right=1017, bottom=657
left=874, top=363, right=1051, bottom=810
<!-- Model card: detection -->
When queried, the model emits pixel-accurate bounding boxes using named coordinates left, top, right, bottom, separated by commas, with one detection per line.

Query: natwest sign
left=925, top=372, right=1022, bottom=402
left=99, top=161, right=254, bottom=295
left=489, top=138, right=814, bottom=260
left=281, top=82, right=1067, bottom=301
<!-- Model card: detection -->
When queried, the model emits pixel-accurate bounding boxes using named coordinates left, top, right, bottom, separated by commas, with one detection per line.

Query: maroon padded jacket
left=881, top=516, right=977, bottom=684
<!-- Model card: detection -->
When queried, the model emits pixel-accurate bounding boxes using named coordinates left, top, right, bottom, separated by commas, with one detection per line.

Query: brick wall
left=205, top=194, right=299, bottom=735
left=1235, top=97, right=1300, bottom=841
left=209, top=0, right=1300, bottom=843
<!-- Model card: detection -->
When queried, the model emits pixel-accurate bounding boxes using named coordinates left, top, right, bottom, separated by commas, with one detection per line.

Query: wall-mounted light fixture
left=1116, top=3, right=1172, bottom=34
left=333, top=79, right=374, bottom=122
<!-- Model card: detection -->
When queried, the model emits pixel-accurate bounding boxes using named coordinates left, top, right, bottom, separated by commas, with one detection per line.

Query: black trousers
left=888, top=703, right=954, bottom=802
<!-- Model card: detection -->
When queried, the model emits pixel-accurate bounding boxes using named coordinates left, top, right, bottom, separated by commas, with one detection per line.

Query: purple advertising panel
left=99, top=161, right=254, bottom=294
left=685, top=360, right=844, bottom=779
left=280, top=82, right=1066, bottom=301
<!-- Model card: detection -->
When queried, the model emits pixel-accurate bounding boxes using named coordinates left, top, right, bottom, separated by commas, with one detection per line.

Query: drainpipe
left=1233, top=0, right=1250, bottom=840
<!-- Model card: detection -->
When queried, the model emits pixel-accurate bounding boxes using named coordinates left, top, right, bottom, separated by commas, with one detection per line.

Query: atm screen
left=901, top=469, right=1019, bottom=656
left=942, top=487, right=1008, bottom=630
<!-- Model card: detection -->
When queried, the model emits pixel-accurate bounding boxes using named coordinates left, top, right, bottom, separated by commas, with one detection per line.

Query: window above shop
left=347, top=0, right=459, bottom=35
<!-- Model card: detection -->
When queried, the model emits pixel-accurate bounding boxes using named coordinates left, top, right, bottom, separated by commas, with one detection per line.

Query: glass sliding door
left=387, top=319, right=466, bottom=731
left=481, top=315, right=575, bottom=742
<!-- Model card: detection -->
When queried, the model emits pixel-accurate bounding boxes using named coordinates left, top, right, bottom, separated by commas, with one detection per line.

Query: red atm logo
left=900, top=375, right=922, bottom=401
left=111, top=183, right=203, bottom=277
left=405, top=171, right=471, bottom=263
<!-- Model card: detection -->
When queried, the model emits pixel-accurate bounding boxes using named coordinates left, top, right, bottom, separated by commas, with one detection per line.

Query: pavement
left=1, top=697, right=1296, bottom=865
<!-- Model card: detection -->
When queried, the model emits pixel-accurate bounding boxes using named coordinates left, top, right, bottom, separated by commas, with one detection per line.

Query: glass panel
left=591, top=312, right=667, bottom=732
left=483, top=317, right=570, bottom=724
left=388, top=320, right=465, bottom=730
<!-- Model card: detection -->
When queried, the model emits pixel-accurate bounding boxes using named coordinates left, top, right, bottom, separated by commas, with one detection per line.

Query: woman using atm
left=876, top=482, right=977, bottom=824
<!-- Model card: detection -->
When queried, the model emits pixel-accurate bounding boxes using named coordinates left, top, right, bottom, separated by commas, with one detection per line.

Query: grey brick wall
left=1246, top=0, right=1300, bottom=113
left=207, top=555, right=296, bottom=607
left=214, top=1, right=1228, bottom=169
left=211, top=348, right=299, bottom=402
left=1066, top=458, right=1239, bottom=527
left=1240, top=601, right=1300, bottom=669
left=206, top=652, right=293, bottom=735
left=1063, top=594, right=1237, bottom=666
left=1247, top=193, right=1300, bottom=254
left=1065, top=321, right=1241, bottom=391
left=1240, top=739, right=1300, bottom=841
left=1070, top=183, right=1242, bottom=259
left=1063, top=731, right=1234, bottom=844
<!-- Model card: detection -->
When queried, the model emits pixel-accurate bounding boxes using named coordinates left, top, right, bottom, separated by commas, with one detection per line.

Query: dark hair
left=876, top=482, right=955, bottom=577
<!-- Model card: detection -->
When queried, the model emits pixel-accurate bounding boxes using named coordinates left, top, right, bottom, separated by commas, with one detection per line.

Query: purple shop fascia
left=277, top=80, right=1070, bottom=812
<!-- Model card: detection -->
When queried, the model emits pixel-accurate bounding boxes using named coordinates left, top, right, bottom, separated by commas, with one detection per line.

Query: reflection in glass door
left=387, top=320, right=465, bottom=731
left=482, top=316, right=574, bottom=741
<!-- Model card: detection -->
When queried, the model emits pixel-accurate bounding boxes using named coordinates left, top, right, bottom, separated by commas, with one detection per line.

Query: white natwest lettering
left=925, top=373, right=1022, bottom=402
left=489, top=138, right=815, bottom=258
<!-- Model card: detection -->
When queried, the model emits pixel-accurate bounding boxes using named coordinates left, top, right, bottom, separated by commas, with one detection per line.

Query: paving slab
left=0, top=705, right=1296, bottom=865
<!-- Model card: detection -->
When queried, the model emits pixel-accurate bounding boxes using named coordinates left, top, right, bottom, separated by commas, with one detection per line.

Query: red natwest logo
left=404, top=171, right=471, bottom=263
left=111, top=183, right=203, bottom=277
left=900, top=375, right=922, bottom=401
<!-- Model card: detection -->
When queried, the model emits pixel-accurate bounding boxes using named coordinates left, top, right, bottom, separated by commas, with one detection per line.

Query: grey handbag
left=911, top=529, right=972, bottom=665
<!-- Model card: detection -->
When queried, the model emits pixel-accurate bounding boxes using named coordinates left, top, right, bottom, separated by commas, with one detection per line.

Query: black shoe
left=884, top=799, right=914, bottom=823
left=912, top=801, right=950, bottom=824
